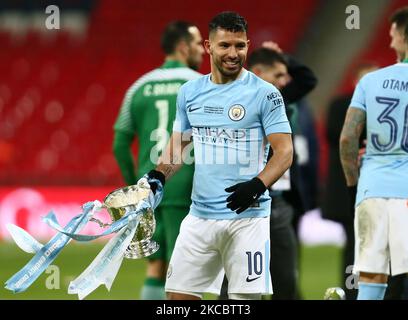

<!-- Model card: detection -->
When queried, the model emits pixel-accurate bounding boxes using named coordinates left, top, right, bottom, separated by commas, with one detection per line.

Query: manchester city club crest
left=228, top=104, right=245, bottom=121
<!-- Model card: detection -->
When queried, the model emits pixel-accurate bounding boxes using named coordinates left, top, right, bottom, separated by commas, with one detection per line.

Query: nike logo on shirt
left=187, top=106, right=201, bottom=112
left=246, top=275, right=261, bottom=282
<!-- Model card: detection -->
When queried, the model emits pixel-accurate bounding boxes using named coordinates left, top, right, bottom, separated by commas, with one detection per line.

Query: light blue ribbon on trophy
left=4, top=177, right=164, bottom=298
left=41, top=199, right=150, bottom=242
left=4, top=201, right=100, bottom=293
left=68, top=215, right=140, bottom=300
left=62, top=182, right=164, bottom=299
left=40, top=178, right=162, bottom=243
left=144, top=175, right=163, bottom=210
left=6, top=224, right=44, bottom=254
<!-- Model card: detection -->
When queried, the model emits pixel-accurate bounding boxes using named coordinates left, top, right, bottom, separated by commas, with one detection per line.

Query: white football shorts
left=165, top=214, right=272, bottom=296
left=353, top=198, right=408, bottom=276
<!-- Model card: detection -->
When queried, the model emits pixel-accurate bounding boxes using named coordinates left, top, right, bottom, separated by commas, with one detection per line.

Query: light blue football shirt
left=173, top=69, right=292, bottom=219
left=350, top=62, right=408, bottom=206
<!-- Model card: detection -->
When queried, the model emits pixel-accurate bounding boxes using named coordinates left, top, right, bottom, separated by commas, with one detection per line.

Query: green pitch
left=0, top=242, right=342, bottom=300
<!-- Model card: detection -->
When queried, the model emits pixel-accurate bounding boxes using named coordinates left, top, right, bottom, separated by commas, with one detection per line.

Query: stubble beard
left=215, top=58, right=243, bottom=79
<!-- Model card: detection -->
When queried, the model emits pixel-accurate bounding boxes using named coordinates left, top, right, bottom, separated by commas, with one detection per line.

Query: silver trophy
left=102, top=180, right=159, bottom=259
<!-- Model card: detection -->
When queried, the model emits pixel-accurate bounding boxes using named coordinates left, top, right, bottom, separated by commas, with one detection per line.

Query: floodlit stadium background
left=0, top=0, right=405, bottom=300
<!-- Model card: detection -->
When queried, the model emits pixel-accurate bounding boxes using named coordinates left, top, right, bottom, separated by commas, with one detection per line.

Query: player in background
left=143, top=11, right=293, bottom=300
left=112, top=21, right=204, bottom=299
left=339, top=16, right=408, bottom=300
left=248, top=43, right=317, bottom=300
left=389, top=7, right=408, bottom=63
left=388, top=6, right=408, bottom=299
left=217, top=43, right=317, bottom=300
left=322, top=62, right=378, bottom=300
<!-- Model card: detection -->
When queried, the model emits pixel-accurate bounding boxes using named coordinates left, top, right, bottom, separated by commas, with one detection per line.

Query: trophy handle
left=89, top=217, right=111, bottom=228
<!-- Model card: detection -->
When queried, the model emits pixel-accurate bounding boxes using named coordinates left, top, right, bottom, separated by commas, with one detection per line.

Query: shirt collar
left=160, top=60, right=187, bottom=69
left=208, top=68, right=248, bottom=85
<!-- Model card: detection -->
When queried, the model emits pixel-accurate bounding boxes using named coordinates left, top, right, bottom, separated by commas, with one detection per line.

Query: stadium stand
left=337, top=0, right=407, bottom=95
left=0, top=0, right=318, bottom=185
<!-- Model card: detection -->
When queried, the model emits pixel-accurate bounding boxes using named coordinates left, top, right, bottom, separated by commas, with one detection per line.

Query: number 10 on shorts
left=246, top=251, right=263, bottom=281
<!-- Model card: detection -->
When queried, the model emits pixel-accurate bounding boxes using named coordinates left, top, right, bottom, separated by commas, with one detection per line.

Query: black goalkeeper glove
left=225, top=177, right=267, bottom=214
left=347, top=185, right=357, bottom=218
left=146, top=170, right=166, bottom=194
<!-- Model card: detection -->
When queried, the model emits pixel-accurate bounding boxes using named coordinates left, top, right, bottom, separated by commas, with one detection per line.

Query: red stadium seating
left=0, top=0, right=318, bottom=185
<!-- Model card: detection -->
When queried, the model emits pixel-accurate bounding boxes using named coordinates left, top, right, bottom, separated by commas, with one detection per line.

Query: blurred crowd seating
left=0, top=0, right=318, bottom=185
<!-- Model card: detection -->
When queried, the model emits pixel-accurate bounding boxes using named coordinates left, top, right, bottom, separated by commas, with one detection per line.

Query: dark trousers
left=385, top=274, right=407, bottom=300
left=269, top=196, right=298, bottom=299
left=341, top=220, right=357, bottom=300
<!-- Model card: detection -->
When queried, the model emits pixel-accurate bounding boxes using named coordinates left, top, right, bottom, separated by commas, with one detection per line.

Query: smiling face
left=204, top=28, right=250, bottom=83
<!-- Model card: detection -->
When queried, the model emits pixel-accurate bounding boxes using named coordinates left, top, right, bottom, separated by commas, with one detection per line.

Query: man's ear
left=176, top=40, right=189, bottom=57
left=204, top=40, right=211, bottom=55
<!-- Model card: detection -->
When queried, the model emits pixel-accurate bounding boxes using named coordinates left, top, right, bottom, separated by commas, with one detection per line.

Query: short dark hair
left=247, top=48, right=287, bottom=70
left=161, top=21, right=194, bottom=55
left=390, top=6, right=408, bottom=31
left=209, top=11, right=248, bottom=35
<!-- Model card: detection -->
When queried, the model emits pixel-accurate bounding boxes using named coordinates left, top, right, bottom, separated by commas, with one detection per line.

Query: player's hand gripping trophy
left=103, top=170, right=165, bottom=259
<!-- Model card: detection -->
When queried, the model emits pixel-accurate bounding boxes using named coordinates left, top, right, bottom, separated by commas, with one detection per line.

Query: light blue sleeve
left=260, top=88, right=292, bottom=136
left=350, top=79, right=366, bottom=111
left=172, top=85, right=191, bottom=133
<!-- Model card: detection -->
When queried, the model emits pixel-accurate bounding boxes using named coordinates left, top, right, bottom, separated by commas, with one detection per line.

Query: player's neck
left=210, top=67, right=244, bottom=84
left=165, top=53, right=187, bottom=67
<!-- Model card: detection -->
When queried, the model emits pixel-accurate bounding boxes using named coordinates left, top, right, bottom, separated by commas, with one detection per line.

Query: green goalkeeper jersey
left=113, top=60, right=201, bottom=207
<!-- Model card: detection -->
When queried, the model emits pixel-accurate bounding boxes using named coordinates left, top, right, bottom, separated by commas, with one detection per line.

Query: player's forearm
left=155, top=162, right=183, bottom=181
left=339, top=136, right=360, bottom=186
left=258, top=137, right=293, bottom=188
left=113, top=131, right=137, bottom=185
left=340, top=108, right=366, bottom=186
left=155, top=133, right=189, bottom=181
